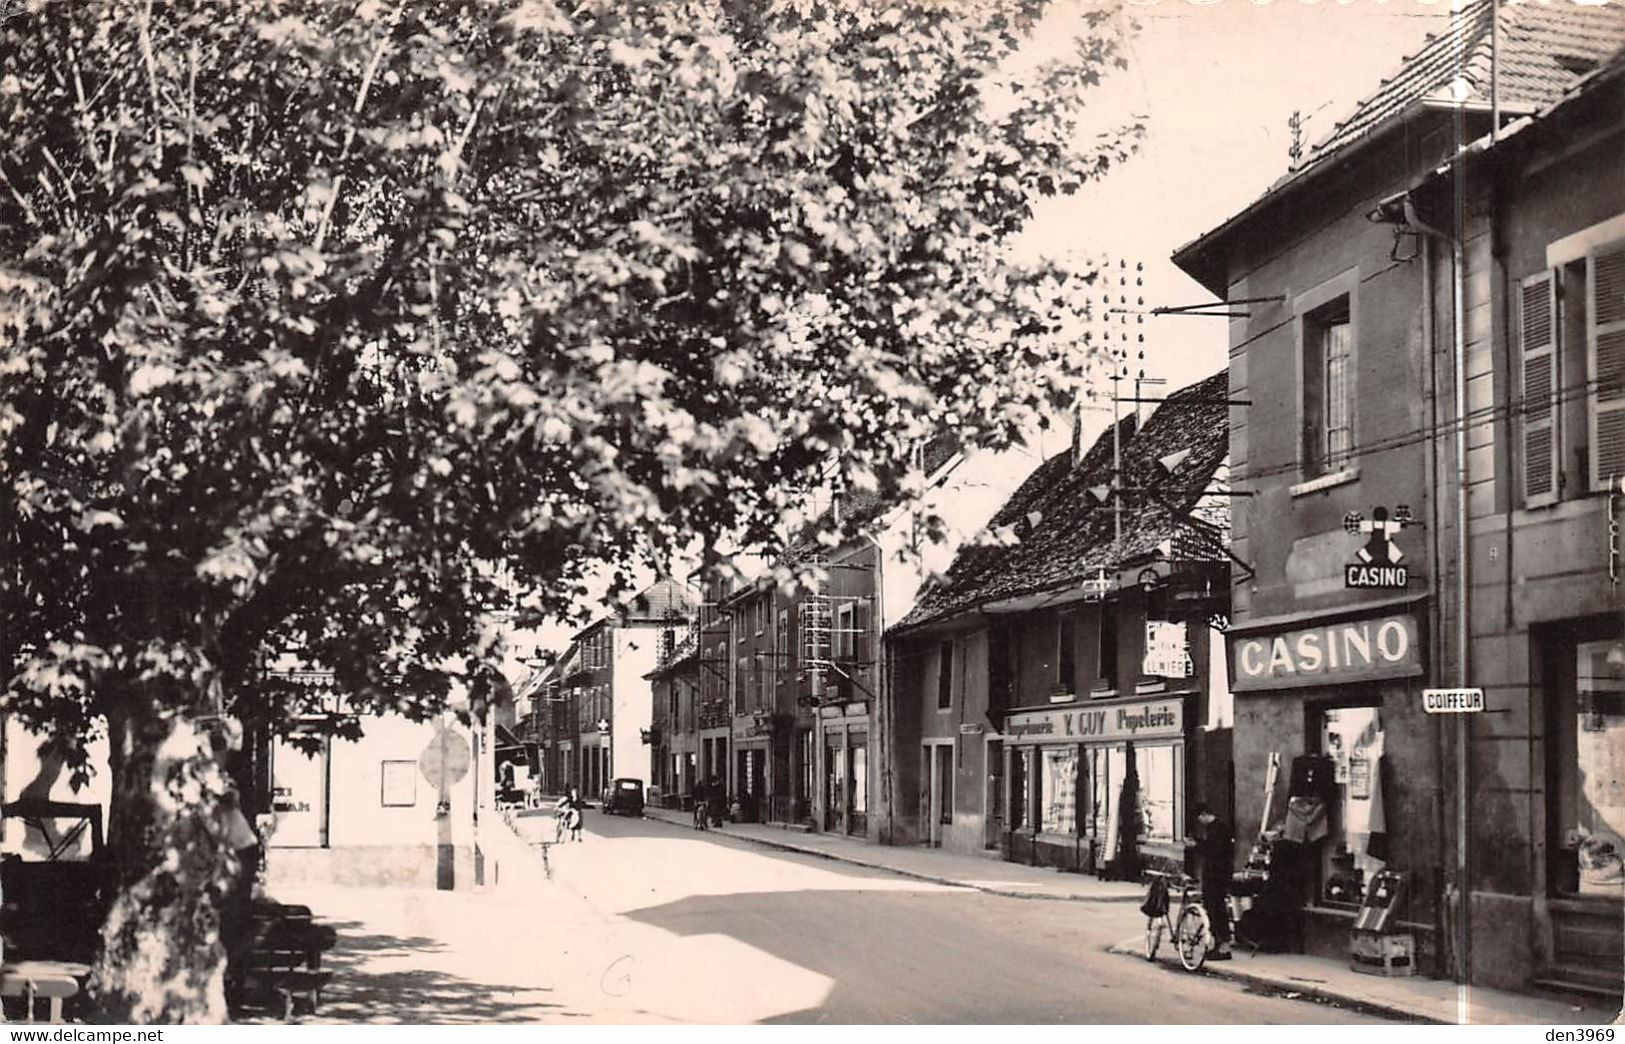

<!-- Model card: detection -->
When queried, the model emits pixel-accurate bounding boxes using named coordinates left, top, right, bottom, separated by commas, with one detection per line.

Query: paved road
left=513, top=808, right=1392, bottom=1025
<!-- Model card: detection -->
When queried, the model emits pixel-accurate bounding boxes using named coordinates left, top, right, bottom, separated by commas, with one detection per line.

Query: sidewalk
left=1103, top=936, right=1618, bottom=1026
left=641, top=805, right=1619, bottom=1026
left=639, top=804, right=1144, bottom=902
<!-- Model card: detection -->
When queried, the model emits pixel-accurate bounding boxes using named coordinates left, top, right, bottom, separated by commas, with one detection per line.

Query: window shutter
left=1589, top=241, right=1625, bottom=491
left=1520, top=272, right=1558, bottom=505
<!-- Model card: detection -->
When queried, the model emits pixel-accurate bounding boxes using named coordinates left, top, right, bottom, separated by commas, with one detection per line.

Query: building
left=885, top=372, right=1233, bottom=871
left=555, top=578, right=696, bottom=797
left=646, top=629, right=701, bottom=805
left=1172, top=0, right=1625, bottom=994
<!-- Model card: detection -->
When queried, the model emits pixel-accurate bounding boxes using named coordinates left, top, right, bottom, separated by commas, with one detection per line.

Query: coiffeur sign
left=1232, top=612, right=1422, bottom=692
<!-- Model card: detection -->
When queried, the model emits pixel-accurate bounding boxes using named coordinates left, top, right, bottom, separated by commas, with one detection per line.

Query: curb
left=1104, top=937, right=1443, bottom=1025
left=638, top=808, right=1144, bottom=904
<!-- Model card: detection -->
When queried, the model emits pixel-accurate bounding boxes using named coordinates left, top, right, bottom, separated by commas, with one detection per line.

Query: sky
left=515, top=0, right=1457, bottom=662
left=1020, top=0, right=1453, bottom=455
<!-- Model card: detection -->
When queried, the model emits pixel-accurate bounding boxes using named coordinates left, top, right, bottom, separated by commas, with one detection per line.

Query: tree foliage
left=0, top=0, right=1133, bottom=1018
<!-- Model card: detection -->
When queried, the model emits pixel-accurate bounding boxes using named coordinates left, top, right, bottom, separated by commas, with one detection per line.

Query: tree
left=0, top=0, right=1136, bottom=1021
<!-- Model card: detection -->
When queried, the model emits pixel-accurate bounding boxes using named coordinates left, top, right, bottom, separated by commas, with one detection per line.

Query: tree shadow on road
left=238, top=920, right=593, bottom=1024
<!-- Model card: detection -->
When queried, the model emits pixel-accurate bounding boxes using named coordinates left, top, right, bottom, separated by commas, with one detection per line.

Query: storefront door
left=269, top=736, right=328, bottom=848
left=985, top=738, right=1004, bottom=849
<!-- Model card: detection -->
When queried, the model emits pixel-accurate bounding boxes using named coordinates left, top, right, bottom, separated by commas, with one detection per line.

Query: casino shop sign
left=1231, top=612, right=1423, bottom=692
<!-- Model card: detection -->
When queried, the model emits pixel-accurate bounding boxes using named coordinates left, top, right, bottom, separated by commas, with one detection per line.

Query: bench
left=0, top=963, right=85, bottom=1024
left=240, top=906, right=338, bottom=1019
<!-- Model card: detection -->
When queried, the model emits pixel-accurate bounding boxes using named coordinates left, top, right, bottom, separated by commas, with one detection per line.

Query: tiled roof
left=893, top=370, right=1230, bottom=632
left=1300, top=0, right=1625, bottom=176
left=1174, top=1, right=1625, bottom=295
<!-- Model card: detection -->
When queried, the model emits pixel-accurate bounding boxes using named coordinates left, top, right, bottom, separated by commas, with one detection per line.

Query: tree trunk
left=89, top=700, right=238, bottom=1023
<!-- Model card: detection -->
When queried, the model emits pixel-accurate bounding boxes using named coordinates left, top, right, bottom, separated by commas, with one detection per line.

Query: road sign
left=1423, top=688, right=1485, bottom=714
left=419, top=727, right=471, bottom=787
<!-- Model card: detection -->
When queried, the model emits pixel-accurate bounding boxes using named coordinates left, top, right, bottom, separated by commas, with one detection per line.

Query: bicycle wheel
left=1144, top=917, right=1163, bottom=961
left=1176, top=905, right=1210, bottom=972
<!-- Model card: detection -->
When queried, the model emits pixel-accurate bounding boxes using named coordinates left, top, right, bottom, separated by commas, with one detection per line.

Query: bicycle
left=1141, top=869, right=1215, bottom=972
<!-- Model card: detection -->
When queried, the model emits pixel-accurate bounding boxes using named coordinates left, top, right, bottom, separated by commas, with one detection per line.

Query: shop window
left=1308, top=704, right=1386, bottom=906
left=849, top=742, right=868, bottom=815
left=1302, top=295, right=1353, bottom=479
left=1136, top=743, right=1181, bottom=842
left=1010, top=748, right=1030, bottom=830
left=1041, top=747, right=1079, bottom=834
left=1554, top=637, right=1625, bottom=898
left=937, top=641, right=954, bottom=710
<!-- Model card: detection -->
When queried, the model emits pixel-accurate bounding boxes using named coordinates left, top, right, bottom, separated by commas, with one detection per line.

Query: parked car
left=1, top=800, right=114, bottom=964
left=600, top=778, right=645, bottom=816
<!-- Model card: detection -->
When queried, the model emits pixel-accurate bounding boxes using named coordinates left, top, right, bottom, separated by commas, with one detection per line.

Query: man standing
left=1194, top=804, right=1234, bottom=960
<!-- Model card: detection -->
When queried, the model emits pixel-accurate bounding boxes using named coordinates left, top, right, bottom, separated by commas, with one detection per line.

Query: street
left=267, top=809, right=1392, bottom=1024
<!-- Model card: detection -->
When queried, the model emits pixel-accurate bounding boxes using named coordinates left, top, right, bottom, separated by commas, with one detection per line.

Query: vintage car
left=599, top=778, right=645, bottom=817
left=1, top=800, right=114, bottom=965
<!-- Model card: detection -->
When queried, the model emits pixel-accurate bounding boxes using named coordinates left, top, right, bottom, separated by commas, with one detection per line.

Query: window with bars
left=1302, top=295, right=1353, bottom=479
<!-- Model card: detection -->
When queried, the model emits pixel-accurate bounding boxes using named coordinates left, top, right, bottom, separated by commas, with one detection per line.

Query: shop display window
left=1137, top=744, right=1181, bottom=841
left=1084, top=746, right=1110, bottom=838
left=1311, top=704, right=1385, bottom=906
left=849, top=742, right=868, bottom=814
left=1554, top=638, right=1625, bottom=899
left=1041, top=748, right=1078, bottom=834
left=1010, top=748, right=1030, bottom=830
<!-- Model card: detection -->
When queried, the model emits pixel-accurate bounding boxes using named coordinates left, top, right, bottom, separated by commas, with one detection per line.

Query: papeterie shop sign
left=1004, top=699, right=1183, bottom=745
left=1232, top=612, right=1422, bottom=691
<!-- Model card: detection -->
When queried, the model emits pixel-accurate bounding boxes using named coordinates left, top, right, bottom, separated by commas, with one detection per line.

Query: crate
left=1350, top=929, right=1415, bottom=977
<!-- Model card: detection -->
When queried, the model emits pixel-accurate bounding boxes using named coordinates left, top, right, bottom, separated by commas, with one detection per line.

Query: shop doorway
left=824, top=732, right=844, bottom=832
left=985, top=738, right=1004, bottom=849
left=923, top=741, right=954, bottom=846
left=268, top=736, right=329, bottom=848
left=847, top=734, right=868, bottom=836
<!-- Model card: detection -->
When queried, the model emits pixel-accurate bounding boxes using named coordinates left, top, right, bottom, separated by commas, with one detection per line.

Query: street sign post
left=1423, top=688, right=1485, bottom=714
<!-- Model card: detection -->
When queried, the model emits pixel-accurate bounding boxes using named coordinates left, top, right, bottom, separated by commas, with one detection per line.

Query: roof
left=1304, top=0, right=1625, bottom=172
left=893, top=370, right=1230, bottom=633
left=1174, top=0, right=1625, bottom=294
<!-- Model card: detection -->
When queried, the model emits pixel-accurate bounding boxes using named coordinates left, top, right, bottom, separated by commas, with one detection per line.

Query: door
left=985, top=739, right=1004, bottom=849
left=825, top=732, right=843, bottom=832
left=269, top=736, right=328, bottom=848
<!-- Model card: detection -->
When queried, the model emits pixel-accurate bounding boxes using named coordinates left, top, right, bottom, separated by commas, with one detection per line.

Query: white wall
left=610, top=626, right=661, bottom=785
left=1, top=719, right=112, bottom=859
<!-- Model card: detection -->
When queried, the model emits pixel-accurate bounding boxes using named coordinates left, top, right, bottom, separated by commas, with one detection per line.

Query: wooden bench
left=0, top=962, right=86, bottom=1024
left=241, top=906, right=338, bottom=1020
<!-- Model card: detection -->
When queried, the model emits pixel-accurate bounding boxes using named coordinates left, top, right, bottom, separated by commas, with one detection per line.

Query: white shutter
left=1589, top=241, right=1625, bottom=492
left=1520, top=272, right=1559, bottom=506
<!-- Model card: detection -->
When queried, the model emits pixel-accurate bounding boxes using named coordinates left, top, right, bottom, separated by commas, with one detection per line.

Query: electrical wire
left=1228, top=373, right=1616, bottom=486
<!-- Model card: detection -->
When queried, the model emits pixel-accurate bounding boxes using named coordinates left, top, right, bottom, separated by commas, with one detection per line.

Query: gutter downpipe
left=861, top=531, right=889, bottom=844
left=1406, top=179, right=1471, bottom=1012
left=1415, top=203, right=1453, bottom=994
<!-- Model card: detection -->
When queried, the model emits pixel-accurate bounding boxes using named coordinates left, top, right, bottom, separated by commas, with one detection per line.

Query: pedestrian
left=1193, top=803, right=1234, bottom=960
left=554, top=785, right=583, bottom=843
left=691, top=777, right=710, bottom=830
left=707, top=775, right=725, bottom=827
left=565, top=784, right=584, bottom=842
